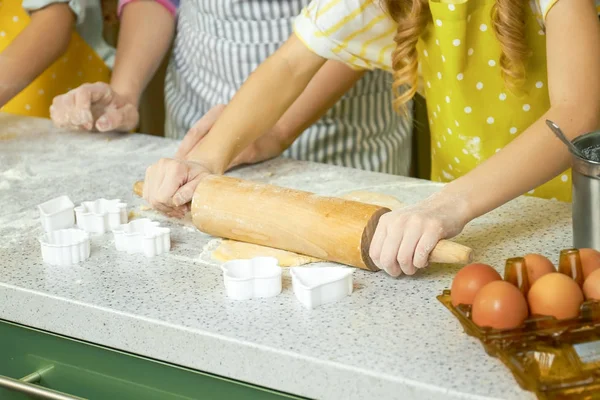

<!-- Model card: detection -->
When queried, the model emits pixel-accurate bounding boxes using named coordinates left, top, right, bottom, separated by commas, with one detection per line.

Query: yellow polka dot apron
left=0, top=0, right=110, bottom=119
left=418, top=0, right=571, bottom=201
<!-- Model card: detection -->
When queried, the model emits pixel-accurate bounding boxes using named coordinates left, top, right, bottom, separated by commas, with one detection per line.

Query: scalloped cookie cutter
left=75, top=198, right=127, bottom=234
left=221, top=257, right=282, bottom=300
left=112, top=218, right=170, bottom=257
left=39, top=228, right=90, bottom=266
left=38, top=195, right=75, bottom=232
left=290, top=267, right=354, bottom=309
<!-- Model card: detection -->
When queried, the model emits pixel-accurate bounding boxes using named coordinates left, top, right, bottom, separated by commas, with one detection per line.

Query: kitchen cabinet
left=0, top=320, right=303, bottom=400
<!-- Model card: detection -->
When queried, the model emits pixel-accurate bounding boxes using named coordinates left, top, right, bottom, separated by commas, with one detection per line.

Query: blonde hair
left=385, top=0, right=529, bottom=113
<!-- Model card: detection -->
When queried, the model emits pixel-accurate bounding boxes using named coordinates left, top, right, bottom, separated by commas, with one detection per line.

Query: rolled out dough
left=212, top=240, right=321, bottom=267
left=211, top=191, right=405, bottom=266
left=340, top=191, right=405, bottom=210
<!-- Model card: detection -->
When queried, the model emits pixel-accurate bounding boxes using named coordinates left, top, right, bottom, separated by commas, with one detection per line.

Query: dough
left=133, top=181, right=144, bottom=197
left=212, top=240, right=321, bottom=267
left=211, top=191, right=405, bottom=266
left=340, top=191, right=405, bottom=210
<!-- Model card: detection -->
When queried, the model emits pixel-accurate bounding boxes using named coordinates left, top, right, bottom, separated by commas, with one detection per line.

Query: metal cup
left=571, top=131, right=600, bottom=251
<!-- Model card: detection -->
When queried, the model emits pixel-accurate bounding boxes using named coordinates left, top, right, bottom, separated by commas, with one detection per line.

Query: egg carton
left=39, top=228, right=90, bottom=266
left=38, top=195, right=75, bottom=232
left=290, top=267, right=354, bottom=309
left=221, top=257, right=282, bottom=300
left=75, top=198, right=127, bottom=234
left=112, top=218, right=170, bottom=257
left=438, top=291, right=600, bottom=399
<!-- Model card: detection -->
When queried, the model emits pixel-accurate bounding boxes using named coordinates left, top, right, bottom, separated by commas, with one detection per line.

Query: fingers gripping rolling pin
left=134, top=177, right=473, bottom=270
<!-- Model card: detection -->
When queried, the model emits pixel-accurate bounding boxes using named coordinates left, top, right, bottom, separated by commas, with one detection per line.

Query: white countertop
left=0, top=114, right=573, bottom=399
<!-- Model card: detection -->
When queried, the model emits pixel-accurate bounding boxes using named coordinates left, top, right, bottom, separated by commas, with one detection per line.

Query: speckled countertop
left=0, top=114, right=573, bottom=400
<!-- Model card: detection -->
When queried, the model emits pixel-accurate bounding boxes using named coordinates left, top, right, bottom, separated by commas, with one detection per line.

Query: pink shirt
left=118, top=0, right=178, bottom=16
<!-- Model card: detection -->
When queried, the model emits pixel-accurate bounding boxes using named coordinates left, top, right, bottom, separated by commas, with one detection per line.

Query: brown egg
left=580, top=248, right=600, bottom=280
left=451, top=263, right=502, bottom=306
left=583, top=269, right=600, bottom=300
left=472, top=281, right=529, bottom=330
left=528, top=273, right=584, bottom=320
left=524, top=254, right=555, bottom=284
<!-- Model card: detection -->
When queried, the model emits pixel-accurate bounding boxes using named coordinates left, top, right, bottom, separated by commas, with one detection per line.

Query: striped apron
left=164, top=0, right=413, bottom=175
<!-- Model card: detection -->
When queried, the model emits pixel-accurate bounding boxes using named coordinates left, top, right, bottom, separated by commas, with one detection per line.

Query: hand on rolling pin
left=143, top=159, right=212, bottom=218
left=369, top=193, right=470, bottom=277
left=175, top=104, right=290, bottom=168
left=50, top=82, right=139, bottom=132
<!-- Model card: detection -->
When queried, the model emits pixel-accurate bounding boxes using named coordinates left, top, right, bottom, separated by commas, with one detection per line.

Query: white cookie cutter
left=290, top=267, right=354, bottom=309
left=39, top=228, right=90, bottom=266
left=221, top=257, right=282, bottom=300
left=38, top=195, right=75, bottom=232
left=112, top=218, right=170, bottom=257
left=75, top=198, right=127, bottom=234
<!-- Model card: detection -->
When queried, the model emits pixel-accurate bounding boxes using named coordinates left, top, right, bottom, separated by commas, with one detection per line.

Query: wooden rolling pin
left=133, top=177, right=473, bottom=270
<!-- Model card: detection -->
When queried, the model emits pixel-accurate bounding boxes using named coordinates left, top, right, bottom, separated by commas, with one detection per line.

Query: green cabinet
left=0, top=319, right=305, bottom=400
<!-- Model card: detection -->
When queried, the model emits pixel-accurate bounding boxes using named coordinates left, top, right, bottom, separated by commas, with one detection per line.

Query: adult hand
left=369, top=193, right=471, bottom=277
left=50, top=82, right=139, bottom=132
left=143, top=158, right=212, bottom=218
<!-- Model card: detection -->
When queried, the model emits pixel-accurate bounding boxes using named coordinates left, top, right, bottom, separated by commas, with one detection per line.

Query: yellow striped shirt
left=293, top=0, right=600, bottom=72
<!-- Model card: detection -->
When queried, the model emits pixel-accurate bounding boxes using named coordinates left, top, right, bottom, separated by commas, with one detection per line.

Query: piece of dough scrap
left=211, top=191, right=404, bottom=266
left=133, top=181, right=144, bottom=197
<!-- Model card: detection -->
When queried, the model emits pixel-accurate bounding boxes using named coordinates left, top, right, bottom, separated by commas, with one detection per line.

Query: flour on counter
left=1, top=167, right=29, bottom=180
left=135, top=205, right=195, bottom=228
left=198, top=239, right=222, bottom=265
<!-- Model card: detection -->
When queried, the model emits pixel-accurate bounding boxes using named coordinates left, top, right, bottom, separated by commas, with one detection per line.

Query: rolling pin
left=133, top=177, right=473, bottom=270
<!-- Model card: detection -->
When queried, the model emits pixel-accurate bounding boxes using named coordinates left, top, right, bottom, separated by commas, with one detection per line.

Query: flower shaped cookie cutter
left=75, top=198, right=127, bottom=234
left=38, top=195, right=75, bottom=232
left=221, top=257, right=282, bottom=300
left=290, top=267, right=354, bottom=309
left=39, top=228, right=90, bottom=266
left=112, top=218, right=170, bottom=257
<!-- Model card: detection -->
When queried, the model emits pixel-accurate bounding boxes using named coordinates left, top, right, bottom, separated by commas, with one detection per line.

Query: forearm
left=273, top=60, right=365, bottom=145
left=441, top=0, right=600, bottom=224
left=441, top=106, right=600, bottom=222
left=187, top=34, right=326, bottom=173
left=110, top=1, right=175, bottom=106
left=0, top=4, right=74, bottom=107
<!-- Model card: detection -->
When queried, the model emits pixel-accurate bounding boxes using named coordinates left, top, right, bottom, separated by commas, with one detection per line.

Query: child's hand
left=143, top=158, right=212, bottom=218
left=175, top=104, right=290, bottom=168
left=369, top=193, right=471, bottom=277
left=50, top=83, right=139, bottom=132
left=175, top=105, right=226, bottom=160
left=229, top=126, right=290, bottom=168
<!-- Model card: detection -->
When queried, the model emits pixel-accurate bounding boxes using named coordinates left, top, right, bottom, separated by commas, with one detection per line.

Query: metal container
left=571, top=131, right=600, bottom=251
